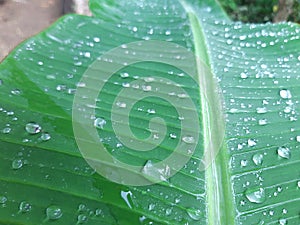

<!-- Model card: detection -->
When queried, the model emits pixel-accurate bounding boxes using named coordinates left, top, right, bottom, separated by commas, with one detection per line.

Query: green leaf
left=0, top=0, right=300, bottom=225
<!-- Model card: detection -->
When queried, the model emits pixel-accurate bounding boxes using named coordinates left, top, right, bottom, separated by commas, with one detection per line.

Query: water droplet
left=77, top=214, right=88, bottom=224
left=240, top=72, right=248, bottom=79
left=279, top=218, right=287, bottom=225
left=148, top=203, right=155, bottom=211
left=169, top=133, right=177, bottom=139
left=165, top=208, right=172, bottom=216
left=258, top=119, right=267, bottom=126
left=187, top=208, right=202, bottom=221
left=256, top=107, right=267, bottom=114
left=56, top=84, right=67, bottom=91
left=78, top=204, right=86, bottom=212
left=12, top=159, right=23, bottom=170
left=245, top=187, right=266, bottom=204
left=94, top=118, right=106, bottom=129
left=25, top=122, right=42, bottom=134
left=46, top=206, right=63, bottom=220
left=279, top=89, right=292, bottom=99
left=121, top=191, right=133, bottom=209
left=0, top=196, right=7, bottom=204
left=2, top=127, right=11, bottom=134
left=297, top=181, right=300, bottom=188
left=240, top=160, right=248, bottom=167
left=93, top=37, right=100, bottom=42
left=182, top=136, right=195, bottom=144
left=116, top=102, right=127, bottom=108
left=277, top=147, right=290, bottom=159
left=40, top=133, right=51, bottom=141
left=11, top=89, right=21, bottom=95
left=248, top=139, right=257, bottom=147
left=252, top=153, right=264, bottom=166
left=296, top=136, right=300, bottom=142
left=19, top=201, right=32, bottom=213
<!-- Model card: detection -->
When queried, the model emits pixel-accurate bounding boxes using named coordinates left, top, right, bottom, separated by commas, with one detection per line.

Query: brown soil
left=0, top=0, right=67, bottom=61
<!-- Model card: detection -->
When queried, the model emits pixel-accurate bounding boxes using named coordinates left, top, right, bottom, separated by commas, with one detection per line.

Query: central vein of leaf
left=179, top=1, right=235, bottom=224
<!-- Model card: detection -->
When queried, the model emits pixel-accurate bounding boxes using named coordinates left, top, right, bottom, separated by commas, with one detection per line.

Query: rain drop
left=252, top=153, right=263, bottom=166
left=94, top=118, right=106, bottom=129
left=40, top=133, right=51, bottom=142
left=182, top=136, right=195, bottom=144
left=77, top=214, right=88, bottom=224
left=279, top=89, right=292, bottom=99
left=248, top=139, right=257, bottom=147
left=12, top=159, right=23, bottom=170
left=0, top=196, right=7, bottom=204
left=245, top=187, right=266, bottom=204
left=25, top=122, right=42, bottom=134
left=277, top=147, right=290, bottom=159
left=46, top=206, right=63, bottom=220
left=187, top=208, right=202, bottom=221
left=19, top=201, right=32, bottom=213
left=2, top=127, right=11, bottom=134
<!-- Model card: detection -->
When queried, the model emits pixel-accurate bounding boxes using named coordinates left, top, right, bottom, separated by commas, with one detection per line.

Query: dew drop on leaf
left=182, top=136, right=195, bottom=144
left=247, top=139, right=257, bottom=147
left=245, top=187, right=266, bottom=204
left=46, top=205, right=63, bottom=220
left=94, top=118, right=106, bottom=129
left=277, top=147, right=291, bottom=159
left=279, top=89, right=292, bottom=99
left=252, top=153, right=264, bottom=166
left=279, top=218, right=287, bottom=225
left=40, top=132, right=51, bottom=142
left=0, top=196, right=7, bottom=204
left=77, top=214, right=88, bottom=224
left=186, top=208, right=202, bottom=221
left=2, top=127, right=11, bottom=134
left=258, top=119, right=267, bottom=126
left=19, top=201, right=32, bottom=213
left=12, top=159, right=23, bottom=170
left=25, top=122, right=42, bottom=134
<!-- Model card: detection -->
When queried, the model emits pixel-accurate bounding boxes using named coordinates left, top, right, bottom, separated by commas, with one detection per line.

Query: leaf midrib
left=179, top=1, right=235, bottom=224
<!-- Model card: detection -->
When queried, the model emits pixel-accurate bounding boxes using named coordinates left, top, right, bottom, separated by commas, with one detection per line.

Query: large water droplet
left=46, top=206, right=63, bottom=220
left=187, top=208, right=202, bottom=221
left=12, top=159, right=23, bottom=170
left=19, top=201, right=32, bottom=213
left=252, top=153, right=264, bottom=166
left=279, top=218, right=287, bottom=225
left=2, top=127, right=11, bottom=134
left=277, top=147, right=290, bottom=159
left=248, top=139, right=257, bottom=147
left=182, top=136, right=195, bottom=144
left=25, top=122, right=42, bottom=134
left=121, top=191, right=133, bottom=209
left=77, top=214, right=88, bottom=224
left=94, top=118, right=106, bottom=129
left=245, top=187, right=266, bottom=204
left=279, top=89, right=292, bottom=99
left=0, top=196, right=7, bottom=204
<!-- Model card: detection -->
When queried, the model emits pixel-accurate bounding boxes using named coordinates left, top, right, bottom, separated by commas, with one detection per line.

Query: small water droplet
left=279, top=89, right=292, bottom=99
left=277, top=146, right=290, bottom=159
left=0, top=196, right=7, bottom=204
left=256, top=107, right=267, bottom=114
left=12, top=159, right=23, bottom=170
left=77, top=214, right=88, bottom=224
left=148, top=203, right=155, bottom=211
left=296, top=136, right=300, bottom=142
left=93, top=37, right=100, bottom=42
left=187, top=208, right=202, bottom=221
left=165, top=208, right=172, bottom=216
left=40, top=133, right=51, bottom=141
left=46, top=206, right=63, bottom=220
left=245, top=187, right=266, bottom=204
left=94, top=118, right=106, bottom=129
left=116, top=102, right=127, bottom=108
left=182, top=136, right=195, bottom=144
left=252, top=153, right=264, bottom=166
left=19, top=201, right=32, bottom=213
left=169, top=133, right=177, bottom=139
left=25, top=122, right=42, bottom=134
left=11, top=89, right=21, bottom=95
left=240, top=159, right=248, bottom=167
left=121, top=191, right=133, bottom=209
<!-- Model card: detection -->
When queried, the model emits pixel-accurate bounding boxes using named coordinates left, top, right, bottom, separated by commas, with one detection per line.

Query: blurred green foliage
left=219, top=0, right=300, bottom=23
